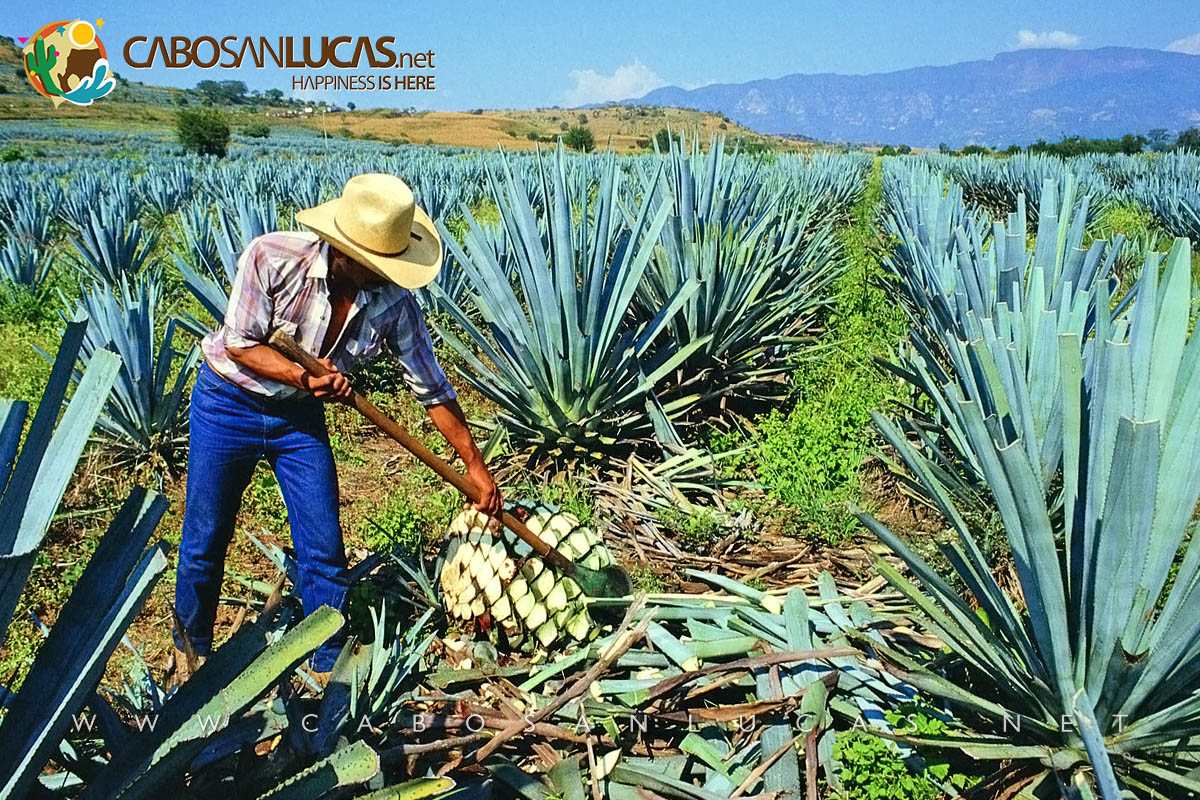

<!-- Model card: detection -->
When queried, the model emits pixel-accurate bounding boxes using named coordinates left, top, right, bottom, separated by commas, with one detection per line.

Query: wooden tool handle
left=268, top=330, right=574, bottom=573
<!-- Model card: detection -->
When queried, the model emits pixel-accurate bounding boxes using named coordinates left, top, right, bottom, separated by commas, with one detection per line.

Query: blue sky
left=7, top=1, right=1199, bottom=109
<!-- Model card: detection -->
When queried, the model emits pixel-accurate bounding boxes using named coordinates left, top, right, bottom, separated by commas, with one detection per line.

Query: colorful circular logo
left=21, top=19, right=115, bottom=107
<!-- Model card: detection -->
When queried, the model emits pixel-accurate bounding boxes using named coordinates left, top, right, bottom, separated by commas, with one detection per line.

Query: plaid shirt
left=201, top=230, right=457, bottom=406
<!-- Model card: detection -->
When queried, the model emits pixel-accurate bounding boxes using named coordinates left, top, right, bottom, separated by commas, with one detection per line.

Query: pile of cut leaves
left=306, top=553, right=952, bottom=800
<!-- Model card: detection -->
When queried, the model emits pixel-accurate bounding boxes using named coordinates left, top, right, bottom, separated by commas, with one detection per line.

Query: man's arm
left=388, top=292, right=502, bottom=517
left=220, top=238, right=353, bottom=401
left=226, top=346, right=352, bottom=401
left=426, top=399, right=501, bottom=517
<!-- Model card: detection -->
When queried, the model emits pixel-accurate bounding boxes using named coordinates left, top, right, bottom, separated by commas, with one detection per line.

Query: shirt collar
left=307, top=240, right=331, bottom=280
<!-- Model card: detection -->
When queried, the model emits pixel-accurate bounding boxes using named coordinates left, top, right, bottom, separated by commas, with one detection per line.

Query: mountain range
left=627, top=47, right=1200, bottom=148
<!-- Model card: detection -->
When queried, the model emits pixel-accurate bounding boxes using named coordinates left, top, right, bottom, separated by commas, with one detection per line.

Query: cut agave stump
left=439, top=501, right=617, bottom=652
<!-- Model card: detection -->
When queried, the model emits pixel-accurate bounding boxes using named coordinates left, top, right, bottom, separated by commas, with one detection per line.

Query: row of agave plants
left=923, top=149, right=1200, bottom=244
left=0, top=134, right=870, bottom=471
left=861, top=155, right=1200, bottom=797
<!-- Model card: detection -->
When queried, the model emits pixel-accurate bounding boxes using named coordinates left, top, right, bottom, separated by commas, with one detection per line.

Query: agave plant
left=859, top=239, right=1200, bottom=798
left=0, top=314, right=120, bottom=645
left=0, top=188, right=55, bottom=252
left=57, top=171, right=105, bottom=233
left=632, top=137, right=843, bottom=404
left=430, top=145, right=707, bottom=464
left=879, top=170, right=1123, bottom=513
left=135, top=161, right=193, bottom=218
left=0, top=237, right=53, bottom=293
left=66, top=272, right=199, bottom=463
left=68, top=201, right=158, bottom=287
left=170, top=199, right=264, bottom=336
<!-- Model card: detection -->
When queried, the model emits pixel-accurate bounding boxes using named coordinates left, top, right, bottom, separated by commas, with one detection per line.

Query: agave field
left=1, top=118, right=1200, bottom=799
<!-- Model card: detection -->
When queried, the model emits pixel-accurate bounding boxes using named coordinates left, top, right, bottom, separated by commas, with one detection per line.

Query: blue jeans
left=173, top=362, right=348, bottom=672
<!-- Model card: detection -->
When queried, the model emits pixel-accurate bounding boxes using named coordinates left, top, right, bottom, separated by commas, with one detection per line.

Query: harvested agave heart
left=438, top=500, right=617, bottom=652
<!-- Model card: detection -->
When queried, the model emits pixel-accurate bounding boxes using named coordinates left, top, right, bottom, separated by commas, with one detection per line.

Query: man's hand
left=466, top=458, right=503, bottom=527
left=301, top=358, right=353, bottom=402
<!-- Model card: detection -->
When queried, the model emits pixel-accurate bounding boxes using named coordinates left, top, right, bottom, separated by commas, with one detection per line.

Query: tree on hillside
left=348, top=101, right=356, bottom=111
left=1175, top=128, right=1200, bottom=152
left=195, top=80, right=248, bottom=105
left=563, top=125, right=594, bottom=153
left=654, top=127, right=673, bottom=152
left=1118, top=133, right=1148, bottom=154
left=177, top=108, right=230, bottom=157
left=265, top=88, right=284, bottom=103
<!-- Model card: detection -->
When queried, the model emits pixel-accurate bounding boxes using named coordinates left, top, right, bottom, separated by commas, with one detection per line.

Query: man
left=173, top=173, right=501, bottom=677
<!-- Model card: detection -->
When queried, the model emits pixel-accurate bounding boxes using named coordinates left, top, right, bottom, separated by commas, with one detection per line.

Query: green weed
left=656, top=505, right=724, bottom=553
left=630, top=567, right=668, bottom=593
left=361, top=486, right=459, bottom=556
left=508, top=474, right=596, bottom=526
left=754, top=159, right=904, bottom=544
left=832, top=729, right=939, bottom=800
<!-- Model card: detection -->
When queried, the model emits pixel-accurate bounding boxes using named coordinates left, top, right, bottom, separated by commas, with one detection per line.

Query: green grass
left=753, top=159, right=905, bottom=544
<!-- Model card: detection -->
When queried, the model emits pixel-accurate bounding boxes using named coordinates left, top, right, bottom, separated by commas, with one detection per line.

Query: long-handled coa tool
left=269, top=330, right=633, bottom=599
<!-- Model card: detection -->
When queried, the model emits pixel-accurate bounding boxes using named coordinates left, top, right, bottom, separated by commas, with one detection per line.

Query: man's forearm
left=227, top=344, right=307, bottom=389
left=427, top=398, right=501, bottom=516
left=426, top=399, right=485, bottom=466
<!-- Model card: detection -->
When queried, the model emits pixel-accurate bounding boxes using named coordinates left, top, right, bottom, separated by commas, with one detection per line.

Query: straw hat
left=294, top=173, right=442, bottom=289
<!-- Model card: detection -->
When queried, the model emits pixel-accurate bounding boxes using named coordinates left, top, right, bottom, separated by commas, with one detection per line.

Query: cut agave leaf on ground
left=253, top=740, right=379, bottom=800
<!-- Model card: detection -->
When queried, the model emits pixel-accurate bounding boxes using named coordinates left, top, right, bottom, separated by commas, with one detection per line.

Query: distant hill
left=2, top=33, right=786, bottom=154
left=629, top=47, right=1200, bottom=147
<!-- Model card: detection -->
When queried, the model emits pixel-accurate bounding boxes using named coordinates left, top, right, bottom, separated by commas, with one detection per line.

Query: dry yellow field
left=293, top=105, right=808, bottom=153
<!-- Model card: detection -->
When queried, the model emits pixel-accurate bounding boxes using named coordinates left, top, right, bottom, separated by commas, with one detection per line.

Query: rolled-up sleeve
left=222, top=239, right=274, bottom=350
left=388, top=291, right=457, bottom=407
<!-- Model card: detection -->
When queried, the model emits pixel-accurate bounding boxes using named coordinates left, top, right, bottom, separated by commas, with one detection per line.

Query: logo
left=21, top=19, right=115, bottom=107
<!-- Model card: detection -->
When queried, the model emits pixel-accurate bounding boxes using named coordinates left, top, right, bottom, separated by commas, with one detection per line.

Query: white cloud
left=1166, top=33, right=1200, bottom=55
left=1014, top=29, right=1083, bottom=49
left=562, top=60, right=666, bottom=106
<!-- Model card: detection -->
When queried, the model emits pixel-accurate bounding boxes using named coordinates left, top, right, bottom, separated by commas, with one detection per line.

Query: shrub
left=562, top=125, right=594, bottom=152
left=959, top=143, right=990, bottom=155
left=654, top=127, right=673, bottom=152
left=879, top=145, right=897, bottom=156
left=175, top=108, right=230, bottom=157
left=1, top=146, right=24, bottom=162
left=240, top=121, right=270, bottom=138
left=895, top=144, right=912, bottom=154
